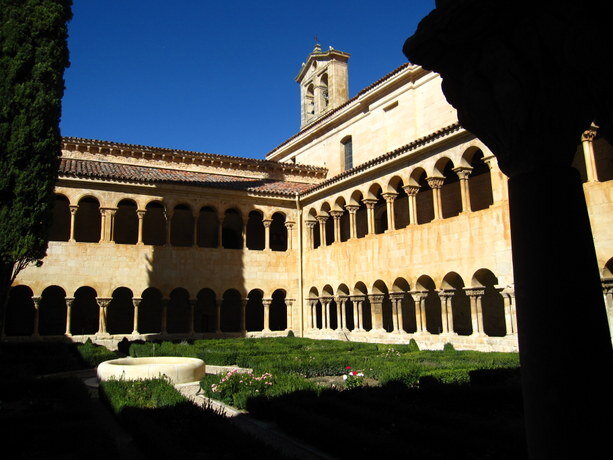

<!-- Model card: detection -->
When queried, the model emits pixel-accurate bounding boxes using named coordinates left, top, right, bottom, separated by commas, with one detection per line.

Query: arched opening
left=322, top=285, right=336, bottom=330
left=49, top=194, right=70, bottom=241
left=473, top=269, right=506, bottom=336
left=39, top=286, right=66, bottom=336
left=350, top=191, right=368, bottom=238
left=417, top=276, right=442, bottom=334
left=246, top=289, right=264, bottom=331
left=413, top=169, right=434, bottom=224
left=142, top=201, right=166, bottom=246
left=308, top=209, right=320, bottom=249
left=392, top=277, right=413, bottom=333
left=321, top=73, right=329, bottom=109
left=341, top=135, right=353, bottom=171
left=74, top=196, right=101, bottom=243
left=442, top=272, right=472, bottom=335
left=437, top=159, right=462, bottom=218
left=167, top=288, right=191, bottom=334
left=72, top=286, right=98, bottom=335
left=171, top=204, right=194, bottom=247
left=467, top=150, right=494, bottom=211
left=305, top=83, right=315, bottom=119
left=107, top=287, right=134, bottom=335
left=139, top=287, right=163, bottom=334
left=389, top=178, right=409, bottom=230
left=320, top=203, right=334, bottom=246
left=195, top=288, right=216, bottom=333
left=354, top=282, right=372, bottom=331
left=594, top=137, right=613, bottom=181
left=309, top=287, right=321, bottom=329
left=197, top=206, right=219, bottom=248
left=222, top=209, right=243, bottom=249
left=270, top=289, right=287, bottom=331
left=368, top=185, right=387, bottom=234
left=373, top=280, right=392, bottom=332
left=114, top=199, right=138, bottom=244
left=221, top=289, right=242, bottom=332
left=246, top=211, right=265, bottom=250
left=270, top=212, right=288, bottom=251
left=337, top=284, right=353, bottom=330
left=333, top=198, right=350, bottom=242
left=5, top=285, right=34, bottom=336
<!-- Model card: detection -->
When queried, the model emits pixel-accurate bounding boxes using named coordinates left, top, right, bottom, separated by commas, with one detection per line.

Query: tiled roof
left=266, top=63, right=415, bottom=157
left=59, top=158, right=314, bottom=197
left=62, top=137, right=327, bottom=176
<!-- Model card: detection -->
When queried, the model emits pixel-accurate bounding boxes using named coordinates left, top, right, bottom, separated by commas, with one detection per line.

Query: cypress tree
left=0, top=0, right=72, bottom=332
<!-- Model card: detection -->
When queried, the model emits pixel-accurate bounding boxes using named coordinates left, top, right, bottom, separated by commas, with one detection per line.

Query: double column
left=452, top=167, right=473, bottom=213
left=382, top=192, right=398, bottom=231
left=350, top=295, right=366, bottom=331
left=389, top=292, right=405, bottom=333
left=344, top=205, right=359, bottom=239
left=409, top=290, right=427, bottom=333
left=463, top=288, right=485, bottom=336
left=425, top=177, right=444, bottom=220
left=437, top=290, right=455, bottom=334
left=402, top=185, right=420, bottom=225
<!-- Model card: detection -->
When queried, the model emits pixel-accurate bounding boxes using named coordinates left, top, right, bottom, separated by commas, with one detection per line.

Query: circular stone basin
left=97, top=357, right=205, bottom=384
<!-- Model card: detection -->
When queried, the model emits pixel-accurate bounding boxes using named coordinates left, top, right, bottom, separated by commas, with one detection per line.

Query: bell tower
left=296, top=44, right=350, bottom=128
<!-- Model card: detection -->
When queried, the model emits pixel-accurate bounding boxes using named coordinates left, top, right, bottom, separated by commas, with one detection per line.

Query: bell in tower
left=296, top=43, right=350, bottom=128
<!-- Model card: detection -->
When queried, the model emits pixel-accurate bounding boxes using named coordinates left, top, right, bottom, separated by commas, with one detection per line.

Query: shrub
left=379, top=365, right=422, bottom=387
left=443, top=342, right=456, bottom=352
left=419, top=369, right=471, bottom=387
left=101, top=378, right=186, bottom=413
left=407, top=338, right=420, bottom=352
left=287, top=330, right=295, bottom=337
left=77, top=339, right=119, bottom=367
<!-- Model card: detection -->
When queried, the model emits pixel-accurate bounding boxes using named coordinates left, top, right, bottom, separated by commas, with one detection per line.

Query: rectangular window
left=343, top=138, right=353, bottom=170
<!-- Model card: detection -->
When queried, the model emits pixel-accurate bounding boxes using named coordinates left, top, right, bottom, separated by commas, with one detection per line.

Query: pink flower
left=346, top=366, right=352, bottom=370
left=351, top=371, right=357, bottom=376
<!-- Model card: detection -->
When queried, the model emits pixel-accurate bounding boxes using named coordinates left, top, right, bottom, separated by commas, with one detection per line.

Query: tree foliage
left=0, top=0, right=72, bottom=309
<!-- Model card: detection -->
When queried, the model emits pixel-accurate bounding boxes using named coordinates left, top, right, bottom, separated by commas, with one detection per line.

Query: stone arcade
left=4, top=45, right=613, bottom=351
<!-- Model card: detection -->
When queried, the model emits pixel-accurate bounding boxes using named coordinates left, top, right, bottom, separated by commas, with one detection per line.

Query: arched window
left=468, top=150, right=494, bottom=211
left=341, top=136, right=353, bottom=171
left=223, top=209, right=243, bottom=249
left=246, top=211, right=265, bottom=250
left=197, top=206, right=219, bottom=248
left=49, top=194, right=70, bottom=241
left=171, top=204, right=194, bottom=247
left=142, top=201, right=166, bottom=246
left=114, top=199, right=138, bottom=244
left=74, top=197, right=101, bottom=243
left=321, top=73, right=329, bottom=109
left=270, top=212, right=287, bottom=251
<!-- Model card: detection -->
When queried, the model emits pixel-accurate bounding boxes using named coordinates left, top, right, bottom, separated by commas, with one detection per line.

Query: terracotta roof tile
left=59, top=158, right=314, bottom=197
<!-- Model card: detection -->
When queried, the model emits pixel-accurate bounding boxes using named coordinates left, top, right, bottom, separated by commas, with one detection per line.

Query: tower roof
left=295, top=46, right=350, bottom=83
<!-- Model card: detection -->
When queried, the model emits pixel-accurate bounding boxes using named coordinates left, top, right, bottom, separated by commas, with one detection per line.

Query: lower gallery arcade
left=5, top=124, right=613, bottom=352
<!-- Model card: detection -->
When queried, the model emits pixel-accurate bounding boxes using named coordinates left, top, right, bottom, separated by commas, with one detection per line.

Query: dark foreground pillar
left=403, top=1, right=613, bottom=457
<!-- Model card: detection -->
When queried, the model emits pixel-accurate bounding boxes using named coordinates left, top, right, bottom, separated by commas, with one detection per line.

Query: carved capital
left=96, top=297, right=112, bottom=308
left=329, top=210, right=344, bottom=219
left=382, top=192, right=399, bottom=203
left=452, top=166, right=473, bottom=180
left=362, top=199, right=378, bottom=209
left=426, top=176, right=445, bottom=189
left=132, top=297, right=142, bottom=307
left=262, top=299, right=273, bottom=307
left=581, top=124, right=598, bottom=142
left=136, top=210, right=146, bottom=219
left=316, top=215, right=329, bottom=224
left=389, top=292, right=406, bottom=302
left=349, top=295, right=366, bottom=303
left=284, top=221, right=295, bottom=229
left=368, top=293, right=385, bottom=304
left=464, top=287, right=485, bottom=297
left=262, top=219, right=272, bottom=228
left=305, top=220, right=317, bottom=229
left=402, top=185, right=421, bottom=197
left=69, top=205, right=79, bottom=216
left=344, top=205, right=360, bottom=214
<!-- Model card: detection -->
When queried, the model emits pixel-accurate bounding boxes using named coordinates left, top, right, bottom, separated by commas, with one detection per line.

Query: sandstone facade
left=6, top=46, right=612, bottom=351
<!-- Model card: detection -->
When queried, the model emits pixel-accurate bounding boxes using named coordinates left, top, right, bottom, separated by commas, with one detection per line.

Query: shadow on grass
left=245, top=370, right=528, bottom=459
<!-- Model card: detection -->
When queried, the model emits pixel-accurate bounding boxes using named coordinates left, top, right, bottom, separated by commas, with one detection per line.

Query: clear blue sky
left=61, top=1, right=435, bottom=159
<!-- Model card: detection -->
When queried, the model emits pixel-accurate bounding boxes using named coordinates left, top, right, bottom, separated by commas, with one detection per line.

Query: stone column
left=32, top=296, right=41, bottom=337
left=426, top=177, right=444, bottom=220
left=403, top=185, right=420, bottom=225
left=285, top=298, right=294, bottom=331
left=215, top=299, right=222, bottom=333
left=581, top=124, right=598, bottom=182
left=438, top=290, right=453, bottom=334
left=601, top=279, right=612, bottom=339
left=262, top=299, right=272, bottom=332
left=382, top=192, right=398, bottom=231
left=65, top=297, right=74, bottom=336
left=362, top=199, right=377, bottom=235
left=330, top=211, right=343, bottom=243
left=389, top=292, right=405, bottom=333
left=350, top=295, right=365, bottom=331
left=132, top=297, right=141, bottom=335
left=336, top=295, right=348, bottom=331
left=96, top=297, right=111, bottom=336
left=453, top=167, right=473, bottom=213
left=165, top=210, right=173, bottom=246
left=464, top=288, right=485, bottom=336
left=284, top=221, right=295, bottom=250
left=482, top=154, right=508, bottom=203
left=307, top=298, right=318, bottom=329
left=189, top=299, right=197, bottom=335
left=99, top=208, right=108, bottom=242
left=501, top=287, right=516, bottom=335
left=69, top=205, right=78, bottom=242
left=263, top=219, right=272, bottom=250
left=161, top=298, right=169, bottom=335
left=305, top=220, right=317, bottom=249
left=100, top=208, right=117, bottom=243
left=368, top=294, right=385, bottom=332
left=136, top=210, right=145, bottom=245
left=316, top=216, right=328, bottom=246
left=409, top=291, right=426, bottom=333
left=320, top=296, right=333, bottom=330
left=240, top=299, right=248, bottom=333
left=218, top=219, right=223, bottom=248
left=344, top=205, right=359, bottom=239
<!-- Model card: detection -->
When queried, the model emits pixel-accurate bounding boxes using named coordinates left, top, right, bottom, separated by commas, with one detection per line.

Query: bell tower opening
left=296, top=43, right=350, bottom=128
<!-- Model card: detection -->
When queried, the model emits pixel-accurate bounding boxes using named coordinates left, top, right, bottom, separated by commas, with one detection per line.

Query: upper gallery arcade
left=5, top=46, right=613, bottom=351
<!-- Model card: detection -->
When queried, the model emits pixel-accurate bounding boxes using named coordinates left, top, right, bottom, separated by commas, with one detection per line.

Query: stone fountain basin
left=97, top=357, right=205, bottom=384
